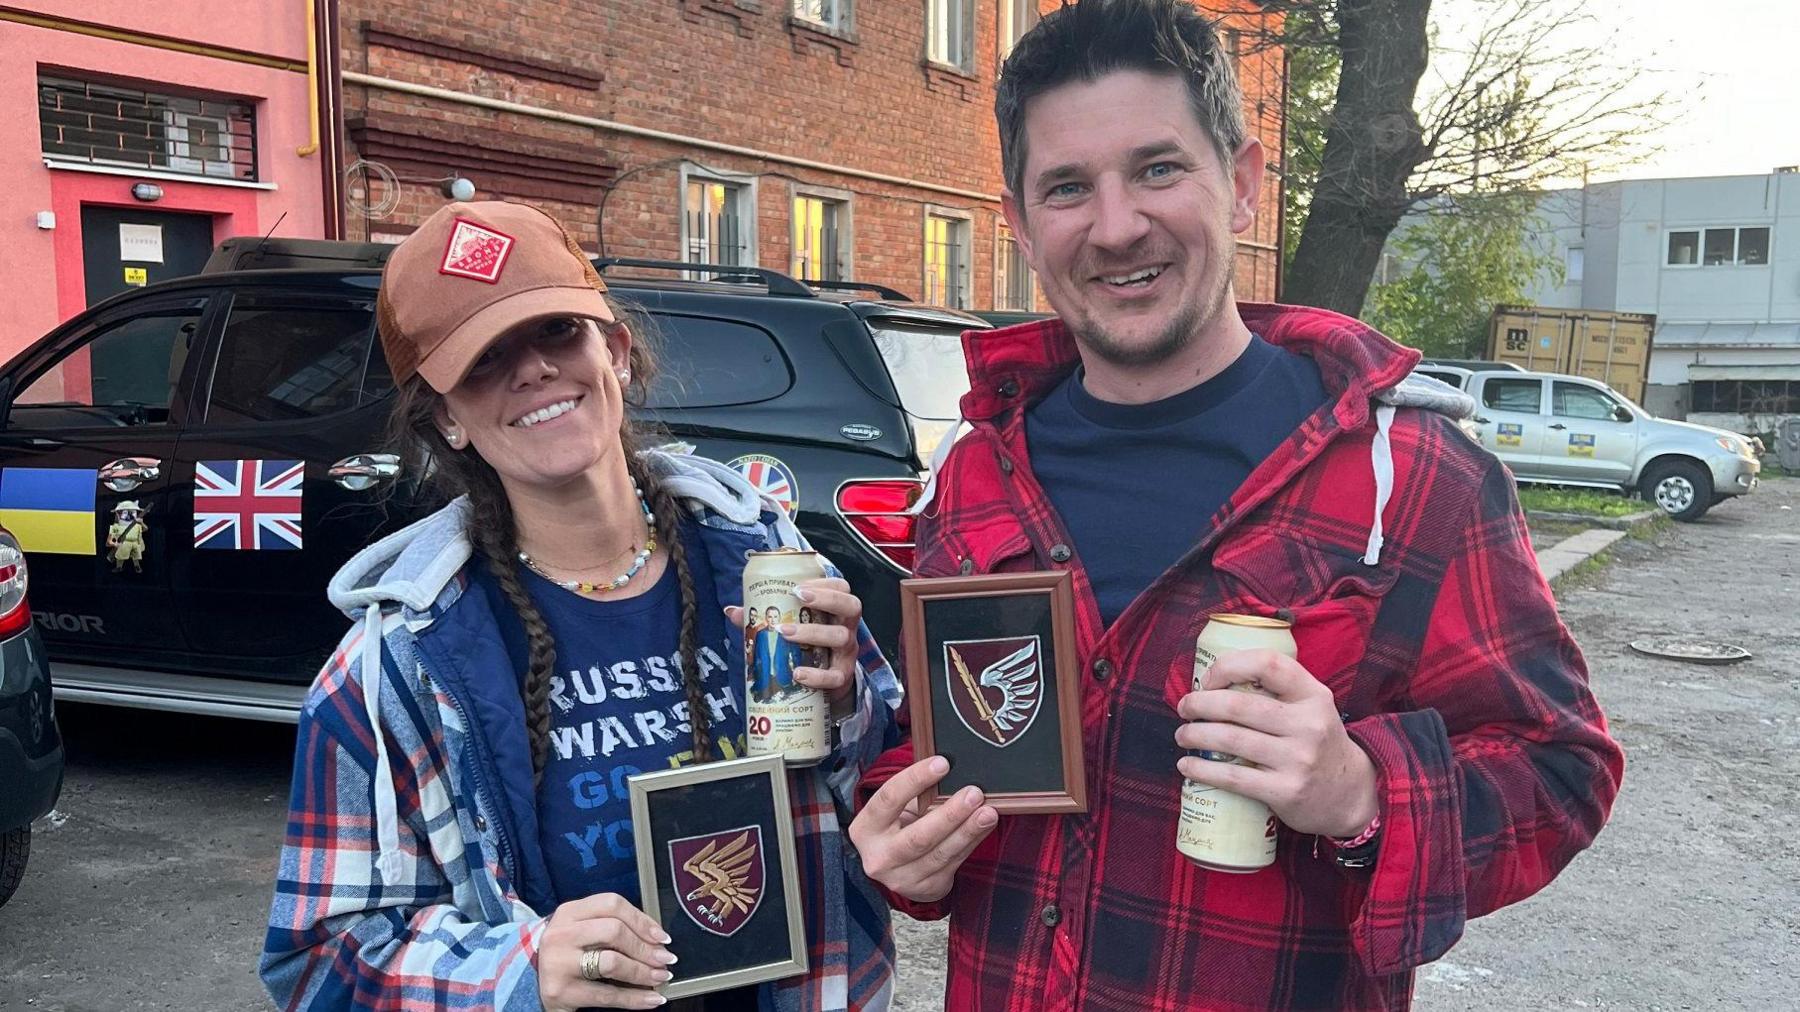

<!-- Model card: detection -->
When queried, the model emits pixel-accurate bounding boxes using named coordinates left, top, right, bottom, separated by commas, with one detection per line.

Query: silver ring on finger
left=580, top=947, right=605, bottom=982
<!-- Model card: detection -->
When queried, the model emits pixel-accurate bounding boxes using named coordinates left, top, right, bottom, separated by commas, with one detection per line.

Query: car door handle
left=1548, top=423, right=1567, bottom=430
left=98, top=456, right=162, bottom=492
left=329, top=453, right=402, bottom=491
left=1473, top=415, right=1491, bottom=425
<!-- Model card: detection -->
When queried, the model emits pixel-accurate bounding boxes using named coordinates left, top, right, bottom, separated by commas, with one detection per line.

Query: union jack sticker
left=727, top=454, right=799, bottom=517
left=438, top=218, right=515, bottom=283
left=193, top=459, right=304, bottom=551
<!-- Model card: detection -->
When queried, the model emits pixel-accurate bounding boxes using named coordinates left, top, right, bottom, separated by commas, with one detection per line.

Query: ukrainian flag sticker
left=0, top=467, right=98, bottom=555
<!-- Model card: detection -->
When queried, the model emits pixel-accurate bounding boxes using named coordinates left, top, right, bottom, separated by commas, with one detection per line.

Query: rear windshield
left=869, top=322, right=973, bottom=460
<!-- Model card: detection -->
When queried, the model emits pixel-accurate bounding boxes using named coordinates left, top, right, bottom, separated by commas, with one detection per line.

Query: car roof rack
left=800, top=279, right=913, bottom=302
left=202, top=236, right=393, bottom=274
left=593, top=257, right=815, bottom=298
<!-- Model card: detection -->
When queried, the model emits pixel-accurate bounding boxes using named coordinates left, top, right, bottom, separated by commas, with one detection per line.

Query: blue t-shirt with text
left=475, top=520, right=744, bottom=908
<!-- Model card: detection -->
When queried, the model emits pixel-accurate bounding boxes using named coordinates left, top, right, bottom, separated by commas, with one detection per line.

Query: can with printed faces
left=1175, top=614, right=1296, bottom=872
left=743, top=548, right=831, bottom=766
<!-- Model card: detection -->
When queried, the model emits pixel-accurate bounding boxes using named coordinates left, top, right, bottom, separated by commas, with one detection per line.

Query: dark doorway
left=81, top=206, right=214, bottom=307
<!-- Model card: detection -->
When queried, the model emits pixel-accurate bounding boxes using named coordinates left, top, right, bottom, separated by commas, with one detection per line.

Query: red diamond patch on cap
left=439, top=218, right=515, bottom=283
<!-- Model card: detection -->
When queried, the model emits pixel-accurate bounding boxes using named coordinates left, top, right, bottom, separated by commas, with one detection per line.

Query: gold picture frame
left=627, top=754, right=808, bottom=1000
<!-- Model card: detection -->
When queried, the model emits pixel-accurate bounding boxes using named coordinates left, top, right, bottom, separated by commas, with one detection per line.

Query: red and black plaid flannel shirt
left=860, top=304, right=1624, bottom=1011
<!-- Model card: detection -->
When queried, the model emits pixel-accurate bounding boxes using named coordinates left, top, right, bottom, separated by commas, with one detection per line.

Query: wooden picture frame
left=899, top=570, right=1086, bottom=815
left=628, top=754, right=807, bottom=1000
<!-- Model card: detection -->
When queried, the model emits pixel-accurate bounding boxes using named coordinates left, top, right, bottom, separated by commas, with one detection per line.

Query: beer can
left=1175, top=613, right=1297, bottom=873
left=743, top=548, right=831, bottom=766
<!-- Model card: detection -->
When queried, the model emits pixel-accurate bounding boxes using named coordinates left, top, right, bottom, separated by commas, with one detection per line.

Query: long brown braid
left=384, top=297, right=713, bottom=786
left=625, top=442, right=711, bottom=762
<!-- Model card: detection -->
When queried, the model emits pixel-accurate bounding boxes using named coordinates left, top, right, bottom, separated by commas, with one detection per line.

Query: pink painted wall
left=0, top=5, right=325, bottom=362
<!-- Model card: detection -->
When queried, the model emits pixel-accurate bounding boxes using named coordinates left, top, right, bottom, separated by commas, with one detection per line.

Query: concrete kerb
left=1525, top=507, right=1662, bottom=531
left=1535, top=528, right=1628, bottom=583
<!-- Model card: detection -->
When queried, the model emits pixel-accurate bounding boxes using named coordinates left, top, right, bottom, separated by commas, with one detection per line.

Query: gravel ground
left=2, top=482, right=1792, bottom=1010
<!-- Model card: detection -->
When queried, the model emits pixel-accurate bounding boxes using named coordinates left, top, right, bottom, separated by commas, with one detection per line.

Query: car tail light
left=0, top=530, right=29, bottom=639
left=835, top=479, right=924, bottom=573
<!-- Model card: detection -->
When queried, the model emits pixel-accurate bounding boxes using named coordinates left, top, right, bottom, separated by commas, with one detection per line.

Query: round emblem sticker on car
left=840, top=423, right=883, bottom=441
left=728, top=454, right=800, bottom=517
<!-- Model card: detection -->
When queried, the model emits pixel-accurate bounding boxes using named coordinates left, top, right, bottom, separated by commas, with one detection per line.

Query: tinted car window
left=869, top=322, right=972, bottom=458
left=204, top=299, right=376, bottom=424
left=646, top=314, right=791, bottom=408
left=1415, top=368, right=1467, bottom=389
left=1553, top=382, right=1621, bottom=421
left=1482, top=378, right=1543, bottom=413
left=10, top=308, right=203, bottom=428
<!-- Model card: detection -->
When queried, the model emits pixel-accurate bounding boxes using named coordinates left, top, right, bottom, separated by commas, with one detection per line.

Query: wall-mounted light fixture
left=131, top=182, right=164, bottom=202
left=441, top=177, right=476, bottom=201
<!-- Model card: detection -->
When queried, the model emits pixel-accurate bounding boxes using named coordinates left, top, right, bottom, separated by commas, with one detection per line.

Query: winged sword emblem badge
left=943, top=636, right=1044, bottom=747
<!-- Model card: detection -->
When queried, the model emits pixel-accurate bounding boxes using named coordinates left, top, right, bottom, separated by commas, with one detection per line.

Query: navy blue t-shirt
left=473, top=519, right=745, bottom=908
left=1025, top=335, right=1330, bottom=627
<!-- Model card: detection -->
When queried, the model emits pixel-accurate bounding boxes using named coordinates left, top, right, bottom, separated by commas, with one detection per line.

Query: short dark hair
left=996, top=0, right=1247, bottom=199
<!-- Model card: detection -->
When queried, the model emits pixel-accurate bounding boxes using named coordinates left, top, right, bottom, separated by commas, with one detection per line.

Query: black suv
left=0, top=524, right=61, bottom=909
left=0, top=243, right=980, bottom=721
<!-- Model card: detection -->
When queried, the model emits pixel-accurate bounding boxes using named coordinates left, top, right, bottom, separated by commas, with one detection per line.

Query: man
left=753, top=604, right=799, bottom=701
left=849, top=2, right=1623, bottom=1009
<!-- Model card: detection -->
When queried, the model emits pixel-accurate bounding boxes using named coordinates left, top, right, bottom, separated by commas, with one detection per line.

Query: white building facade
left=1513, top=169, right=1800, bottom=435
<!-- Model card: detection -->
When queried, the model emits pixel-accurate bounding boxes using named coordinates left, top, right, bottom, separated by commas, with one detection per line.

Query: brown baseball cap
left=376, top=200, right=611, bottom=393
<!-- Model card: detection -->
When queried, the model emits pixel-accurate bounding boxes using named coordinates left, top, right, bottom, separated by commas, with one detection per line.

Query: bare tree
left=1247, top=0, right=1670, bottom=316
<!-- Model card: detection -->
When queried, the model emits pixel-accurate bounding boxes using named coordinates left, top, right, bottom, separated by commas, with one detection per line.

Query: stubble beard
left=1068, top=257, right=1233, bottom=370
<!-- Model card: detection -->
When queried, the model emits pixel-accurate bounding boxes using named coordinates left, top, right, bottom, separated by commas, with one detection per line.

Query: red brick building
left=336, top=0, right=1285, bottom=310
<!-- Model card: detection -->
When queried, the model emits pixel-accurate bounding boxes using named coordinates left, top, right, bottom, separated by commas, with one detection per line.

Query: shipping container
left=1487, top=306, right=1656, bottom=405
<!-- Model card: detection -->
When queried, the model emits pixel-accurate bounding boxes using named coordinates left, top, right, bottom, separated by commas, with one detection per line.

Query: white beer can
left=743, top=548, right=831, bottom=766
left=1175, top=613, right=1296, bottom=873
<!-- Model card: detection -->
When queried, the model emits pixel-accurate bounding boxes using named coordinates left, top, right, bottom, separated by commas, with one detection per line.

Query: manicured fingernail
left=648, top=997, right=667, bottom=1007
left=657, top=949, right=678, bottom=964
left=779, top=624, right=798, bottom=636
left=928, top=756, right=950, bottom=775
left=654, top=969, right=673, bottom=983
left=796, top=588, right=816, bottom=602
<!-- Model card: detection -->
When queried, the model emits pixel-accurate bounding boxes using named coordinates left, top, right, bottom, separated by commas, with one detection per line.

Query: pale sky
left=1427, top=0, right=1799, bottom=184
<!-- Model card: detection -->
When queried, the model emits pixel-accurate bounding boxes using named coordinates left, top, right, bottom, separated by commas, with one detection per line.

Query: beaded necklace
left=517, top=480, right=657, bottom=594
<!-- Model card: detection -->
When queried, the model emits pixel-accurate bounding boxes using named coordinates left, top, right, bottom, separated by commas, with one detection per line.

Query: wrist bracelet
left=1331, top=813, right=1382, bottom=850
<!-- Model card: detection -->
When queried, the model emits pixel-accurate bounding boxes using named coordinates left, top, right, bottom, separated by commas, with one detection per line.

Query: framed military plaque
left=899, top=570, right=1086, bottom=815
left=628, top=754, right=807, bottom=1000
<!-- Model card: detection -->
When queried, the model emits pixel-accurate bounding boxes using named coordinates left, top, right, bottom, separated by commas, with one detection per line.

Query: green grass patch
left=1760, top=460, right=1793, bottom=479
left=1516, top=486, right=1645, bottom=518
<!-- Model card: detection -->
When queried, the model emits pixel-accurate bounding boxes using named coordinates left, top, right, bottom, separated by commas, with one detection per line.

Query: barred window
left=1690, top=380, right=1799, bottom=414
left=923, top=211, right=971, bottom=309
left=791, top=195, right=847, bottom=282
left=684, top=177, right=753, bottom=268
left=995, top=226, right=1034, bottom=310
left=38, top=75, right=257, bottom=182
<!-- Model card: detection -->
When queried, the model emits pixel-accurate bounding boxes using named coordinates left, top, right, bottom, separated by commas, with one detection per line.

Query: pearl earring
left=617, top=368, right=631, bottom=383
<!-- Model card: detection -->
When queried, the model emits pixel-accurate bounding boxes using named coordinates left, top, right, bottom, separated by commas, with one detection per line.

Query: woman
left=259, top=201, right=902, bottom=1012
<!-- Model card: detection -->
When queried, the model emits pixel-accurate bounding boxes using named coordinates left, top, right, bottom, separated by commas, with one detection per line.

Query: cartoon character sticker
left=1568, top=433, right=1596, bottom=457
left=105, top=500, right=149, bottom=573
left=669, top=826, right=765, bottom=937
left=943, top=635, right=1044, bottom=748
left=1496, top=423, right=1525, bottom=448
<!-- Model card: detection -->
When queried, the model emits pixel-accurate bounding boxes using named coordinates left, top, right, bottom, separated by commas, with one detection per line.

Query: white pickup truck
left=1423, top=368, right=1761, bottom=522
